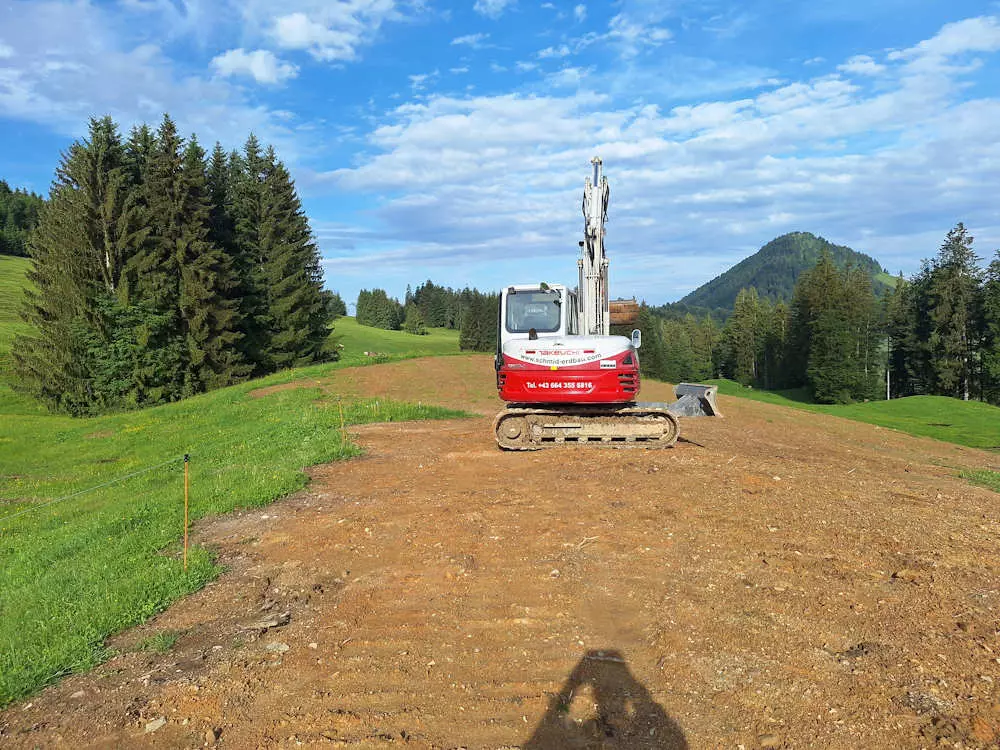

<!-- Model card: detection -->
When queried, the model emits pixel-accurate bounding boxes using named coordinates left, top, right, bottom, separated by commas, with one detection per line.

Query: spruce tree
left=403, top=305, right=428, bottom=335
left=807, top=307, right=856, bottom=403
left=258, top=147, right=329, bottom=367
left=724, top=287, right=763, bottom=385
left=13, top=117, right=149, bottom=412
left=124, top=124, right=156, bottom=189
left=129, top=115, right=183, bottom=312
left=982, top=251, right=1000, bottom=404
left=206, top=142, right=236, bottom=255
left=929, top=223, right=982, bottom=400
left=230, top=136, right=270, bottom=372
left=177, top=138, right=248, bottom=391
left=763, top=302, right=789, bottom=389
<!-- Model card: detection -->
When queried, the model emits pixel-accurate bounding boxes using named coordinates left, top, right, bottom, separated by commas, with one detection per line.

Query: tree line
left=0, top=180, right=44, bottom=257
left=13, top=115, right=332, bottom=415
left=355, top=280, right=499, bottom=352
left=886, top=224, right=1000, bottom=404
left=646, top=223, right=1000, bottom=405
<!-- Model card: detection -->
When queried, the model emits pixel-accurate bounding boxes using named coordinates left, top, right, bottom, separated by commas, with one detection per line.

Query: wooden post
left=183, top=454, right=189, bottom=571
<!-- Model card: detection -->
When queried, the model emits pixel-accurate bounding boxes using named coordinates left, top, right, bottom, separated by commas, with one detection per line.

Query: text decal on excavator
left=525, top=382, right=594, bottom=390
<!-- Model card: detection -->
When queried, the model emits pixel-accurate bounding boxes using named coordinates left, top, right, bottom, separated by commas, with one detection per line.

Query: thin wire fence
left=0, top=456, right=185, bottom=525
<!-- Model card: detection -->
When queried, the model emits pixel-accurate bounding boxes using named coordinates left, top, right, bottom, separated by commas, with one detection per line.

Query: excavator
left=492, top=157, right=721, bottom=450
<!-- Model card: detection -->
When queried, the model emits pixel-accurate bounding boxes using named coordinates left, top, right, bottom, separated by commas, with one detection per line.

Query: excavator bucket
left=609, top=298, right=640, bottom=326
left=668, top=383, right=722, bottom=418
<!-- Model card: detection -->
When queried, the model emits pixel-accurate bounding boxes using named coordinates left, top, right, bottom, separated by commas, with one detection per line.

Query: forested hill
left=679, top=232, right=890, bottom=312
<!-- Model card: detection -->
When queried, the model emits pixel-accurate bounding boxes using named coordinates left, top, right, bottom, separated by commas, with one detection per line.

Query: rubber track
left=493, top=403, right=680, bottom=451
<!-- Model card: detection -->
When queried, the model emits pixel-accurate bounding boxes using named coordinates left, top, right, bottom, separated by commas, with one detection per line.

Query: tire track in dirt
left=3, top=356, right=1000, bottom=749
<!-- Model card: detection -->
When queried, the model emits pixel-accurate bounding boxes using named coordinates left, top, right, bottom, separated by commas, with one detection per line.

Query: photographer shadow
left=522, top=649, right=687, bottom=749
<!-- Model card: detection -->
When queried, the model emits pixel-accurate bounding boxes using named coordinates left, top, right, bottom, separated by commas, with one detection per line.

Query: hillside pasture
left=709, top=378, right=1000, bottom=453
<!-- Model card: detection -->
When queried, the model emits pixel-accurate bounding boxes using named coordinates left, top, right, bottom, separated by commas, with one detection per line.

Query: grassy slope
left=331, top=316, right=461, bottom=364
left=0, top=255, right=31, bottom=370
left=709, top=379, right=1000, bottom=452
left=0, top=261, right=467, bottom=705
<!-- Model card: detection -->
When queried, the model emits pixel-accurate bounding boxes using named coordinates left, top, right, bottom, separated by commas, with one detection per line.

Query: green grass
left=0, top=367, right=465, bottom=706
left=0, top=255, right=31, bottom=371
left=962, top=470, right=1000, bottom=493
left=330, top=316, right=461, bottom=364
left=0, top=259, right=470, bottom=706
left=134, top=629, right=182, bottom=653
left=709, top=378, right=1000, bottom=452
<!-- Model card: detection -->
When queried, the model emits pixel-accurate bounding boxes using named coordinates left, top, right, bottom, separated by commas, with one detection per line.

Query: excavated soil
left=4, top=355, right=1000, bottom=749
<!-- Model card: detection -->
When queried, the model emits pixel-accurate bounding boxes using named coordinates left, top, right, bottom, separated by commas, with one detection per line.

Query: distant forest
left=0, top=181, right=44, bottom=258
left=12, top=114, right=332, bottom=415
left=640, top=223, right=1000, bottom=405
left=354, top=280, right=499, bottom=352
left=674, top=231, right=893, bottom=316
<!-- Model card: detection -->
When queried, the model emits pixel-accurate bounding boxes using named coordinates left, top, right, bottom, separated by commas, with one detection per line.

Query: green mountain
left=679, top=231, right=891, bottom=313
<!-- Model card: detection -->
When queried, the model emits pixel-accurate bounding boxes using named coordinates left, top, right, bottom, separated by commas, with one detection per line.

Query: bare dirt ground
left=4, top=355, right=1000, bottom=749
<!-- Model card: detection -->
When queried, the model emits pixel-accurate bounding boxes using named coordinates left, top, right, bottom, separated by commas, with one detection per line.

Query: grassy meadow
left=331, top=315, right=462, bottom=364
left=709, top=379, right=1000, bottom=453
left=0, top=255, right=31, bottom=376
left=0, top=259, right=467, bottom=706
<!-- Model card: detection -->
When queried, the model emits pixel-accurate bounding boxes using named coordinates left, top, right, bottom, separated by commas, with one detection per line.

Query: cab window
left=506, top=290, right=562, bottom=333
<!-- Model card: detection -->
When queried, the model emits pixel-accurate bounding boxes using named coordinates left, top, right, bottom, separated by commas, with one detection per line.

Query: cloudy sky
left=1, top=1, right=999, bottom=306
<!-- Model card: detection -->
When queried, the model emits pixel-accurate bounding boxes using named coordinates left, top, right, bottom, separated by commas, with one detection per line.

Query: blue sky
left=2, top=1, right=1000, bottom=308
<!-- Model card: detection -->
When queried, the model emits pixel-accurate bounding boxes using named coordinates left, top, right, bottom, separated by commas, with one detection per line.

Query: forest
left=639, top=223, right=1000, bottom=405
left=0, top=180, right=44, bottom=257
left=10, top=115, right=331, bottom=415
left=355, top=280, right=499, bottom=353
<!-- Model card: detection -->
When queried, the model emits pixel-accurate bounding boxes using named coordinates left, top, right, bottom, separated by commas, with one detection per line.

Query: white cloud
left=490, top=61, right=508, bottom=73
left=450, top=66, right=470, bottom=74
left=538, top=44, right=572, bottom=59
left=516, top=60, right=537, bottom=72
left=0, top=2, right=300, bottom=157
left=452, top=32, right=490, bottom=48
left=211, top=48, right=298, bottom=85
left=545, top=66, right=589, bottom=88
left=474, top=0, right=514, bottom=19
left=269, top=1, right=402, bottom=62
left=889, top=15, right=1000, bottom=60
left=607, top=13, right=672, bottom=57
left=409, top=70, right=439, bottom=91
left=320, top=18, right=1000, bottom=301
left=0, top=43, right=14, bottom=59
left=573, top=4, right=586, bottom=22
left=837, top=55, right=885, bottom=76
left=804, top=56, right=825, bottom=66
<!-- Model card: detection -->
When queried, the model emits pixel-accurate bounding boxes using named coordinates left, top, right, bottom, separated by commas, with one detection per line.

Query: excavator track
left=494, top=403, right=680, bottom=451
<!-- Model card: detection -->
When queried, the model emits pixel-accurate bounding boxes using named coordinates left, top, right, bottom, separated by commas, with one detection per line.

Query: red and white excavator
left=493, top=157, right=720, bottom=450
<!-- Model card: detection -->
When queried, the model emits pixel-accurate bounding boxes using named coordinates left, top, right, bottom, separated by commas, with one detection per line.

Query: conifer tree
left=124, top=124, right=156, bottom=188
left=0, top=181, right=44, bottom=257
left=929, top=223, right=982, bottom=400
left=257, top=147, right=329, bottom=367
left=13, top=117, right=149, bottom=412
left=230, top=135, right=270, bottom=371
left=403, top=304, right=428, bottom=335
left=129, top=115, right=183, bottom=313
left=177, top=138, right=248, bottom=391
left=981, top=252, right=1000, bottom=404
left=206, top=142, right=236, bottom=255
left=763, top=302, right=789, bottom=389
left=724, top=288, right=763, bottom=385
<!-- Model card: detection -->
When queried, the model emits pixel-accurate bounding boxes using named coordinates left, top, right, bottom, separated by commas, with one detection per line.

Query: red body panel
left=497, top=350, right=640, bottom=404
